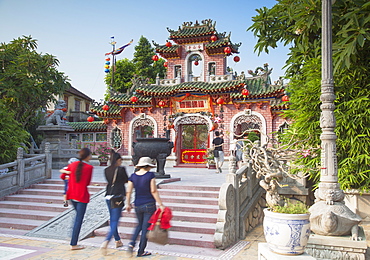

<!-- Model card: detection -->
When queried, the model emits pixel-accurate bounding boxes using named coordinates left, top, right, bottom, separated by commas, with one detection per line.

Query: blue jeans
left=70, top=200, right=87, bottom=246
left=129, top=202, right=156, bottom=255
left=105, top=199, right=123, bottom=242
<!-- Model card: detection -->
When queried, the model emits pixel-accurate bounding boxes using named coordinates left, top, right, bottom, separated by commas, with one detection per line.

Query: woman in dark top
left=126, top=157, right=165, bottom=257
left=100, top=152, right=128, bottom=255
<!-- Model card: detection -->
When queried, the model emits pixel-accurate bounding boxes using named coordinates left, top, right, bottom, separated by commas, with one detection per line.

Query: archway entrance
left=180, top=124, right=208, bottom=164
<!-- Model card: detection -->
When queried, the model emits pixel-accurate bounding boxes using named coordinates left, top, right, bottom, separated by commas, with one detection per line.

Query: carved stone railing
left=0, top=143, right=52, bottom=198
left=214, top=155, right=265, bottom=249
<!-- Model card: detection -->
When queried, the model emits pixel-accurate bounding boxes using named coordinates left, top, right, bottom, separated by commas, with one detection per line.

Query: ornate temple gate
left=175, top=115, right=210, bottom=164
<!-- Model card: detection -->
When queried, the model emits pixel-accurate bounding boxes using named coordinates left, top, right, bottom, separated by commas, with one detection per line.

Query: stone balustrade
left=0, top=143, right=52, bottom=198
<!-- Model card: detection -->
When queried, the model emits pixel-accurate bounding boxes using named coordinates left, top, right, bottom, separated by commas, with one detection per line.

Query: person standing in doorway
left=212, top=131, right=224, bottom=173
left=100, top=151, right=128, bottom=255
left=65, top=148, right=93, bottom=250
left=126, top=157, right=165, bottom=257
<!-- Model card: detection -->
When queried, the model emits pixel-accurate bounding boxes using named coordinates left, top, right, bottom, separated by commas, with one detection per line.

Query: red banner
left=181, top=149, right=207, bottom=164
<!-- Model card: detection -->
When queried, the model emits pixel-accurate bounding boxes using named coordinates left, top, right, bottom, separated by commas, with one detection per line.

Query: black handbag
left=110, top=195, right=124, bottom=208
left=109, top=168, right=125, bottom=209
left=213, top=150, right=219, bottom=157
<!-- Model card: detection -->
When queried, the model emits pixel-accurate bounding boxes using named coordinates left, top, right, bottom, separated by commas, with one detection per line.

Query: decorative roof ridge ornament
left=247, top=64, right=272, bottom=77
left=166, top=27, right=175, bottom=33
left=152, top=40, right=159, bottom=47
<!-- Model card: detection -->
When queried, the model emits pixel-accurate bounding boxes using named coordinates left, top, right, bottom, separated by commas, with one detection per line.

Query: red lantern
left=102, top=104, right=109, bottom=111
left=164, top=62, right=168, bottom=67
left=158, top=100, right=165, bottom=107
left=87, top=116, right=94, bottom=122
left=210, top=35, right=218, bottom=42
left=194, top=60, right=199, bottom=66
left=165, top=41, right=172, bottom=47
left=216, top=97, right=225, bottom=105
left=152, top=55, right=159, bottom=61
left=242, top=89, right=249, bottom=96
left=282, top=95, right=290, bottom=102
left=224, top=46, right=232, bottom=55
left=233, top=56, right=240, bottom=62
left=130, top=96, right=138, bottom=103
left=105, top=57, right=110, bottom=61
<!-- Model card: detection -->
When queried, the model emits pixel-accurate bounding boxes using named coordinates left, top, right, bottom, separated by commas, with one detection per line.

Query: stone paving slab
left=0, top=234, right=250, bottom=260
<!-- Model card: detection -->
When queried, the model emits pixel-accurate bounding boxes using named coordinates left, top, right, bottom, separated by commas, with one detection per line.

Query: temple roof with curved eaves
left=156, top=19, right=241, bottom=55
left=90, top=75, right=288, bottom=117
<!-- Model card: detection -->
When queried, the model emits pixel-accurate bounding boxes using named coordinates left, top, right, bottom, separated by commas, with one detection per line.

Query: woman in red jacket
left=65, top=148, right=93, bottom=250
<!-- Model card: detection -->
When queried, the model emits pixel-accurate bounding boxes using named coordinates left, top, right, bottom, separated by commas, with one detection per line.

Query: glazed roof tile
left=168, top=24, right=215, bottom=39
left=67, top=121, right=107, bottom=132
left=155, top=45, right=180, bottom=53
left=107, top=76, right=283, bottom=103
left=90, top=103, right=124, bottom=117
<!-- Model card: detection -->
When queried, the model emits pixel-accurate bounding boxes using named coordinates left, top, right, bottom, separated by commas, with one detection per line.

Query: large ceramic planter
left=263, top=208, right=310, bottom=255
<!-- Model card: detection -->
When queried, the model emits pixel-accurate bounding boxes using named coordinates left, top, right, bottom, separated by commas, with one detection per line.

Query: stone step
left=158, top=202, right=218, bottom=214
left=121, top=211, right=217, bottom=224
left=158, top=184, right=220, bottom=192
left=0, top=200, right=69, bottom=212
left=158, top=189, right=219, bottom=198
left=3, top=194, right=73, bottom=204
left=0, top=208, right=59, bottom=221
left=29, top=183, right=103, bottom=192
left=43, top=179, right=107, bottom=188
left=115, top=217, right=215, bottom=234
left=93, top=226, right=215, bottom=248
left=0, top=217, right=44, bottom=230
left=159, top=195, right=219, bottom=205
left=0, top=227, right=29, bottom=236
left=18, top=187, right=102, bottom=196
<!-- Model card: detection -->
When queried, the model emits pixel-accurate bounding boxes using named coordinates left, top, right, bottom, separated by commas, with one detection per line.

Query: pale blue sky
left=0, top=0, right=289, bottom=101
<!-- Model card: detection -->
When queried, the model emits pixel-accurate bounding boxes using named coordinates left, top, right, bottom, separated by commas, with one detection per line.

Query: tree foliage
left=104, top=36, right=166, bottom=96
left=0, top=36, right=70, bottom=129
left=0, top=100, right=30, bottom=164
left=105, top=58, right=135, bottom=93
left=248, top=0, right=370, bottom=190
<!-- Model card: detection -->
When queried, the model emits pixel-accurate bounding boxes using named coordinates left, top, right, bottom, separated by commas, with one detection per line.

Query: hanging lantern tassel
left=224, top=46, right=231, bottom=56
left=241, top=88, right=249, bottom=102
left=216, top=97, right=225, bottom=106
left=131, top=96, right=138, bottom=108
left=282, top=95, right=290, bottom=102
left=152, top=55, right=159, bottom=62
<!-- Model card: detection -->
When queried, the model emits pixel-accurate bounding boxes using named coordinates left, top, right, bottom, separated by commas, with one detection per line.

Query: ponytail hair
left=76, top=148, right=91, bottom=182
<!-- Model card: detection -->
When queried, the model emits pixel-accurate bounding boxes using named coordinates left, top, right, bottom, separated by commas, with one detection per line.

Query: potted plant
left=248, top=132, right=316, bottom=255
left=95, top=143, right=111, bottom=166
left=263, top=199, right=310, bottom=255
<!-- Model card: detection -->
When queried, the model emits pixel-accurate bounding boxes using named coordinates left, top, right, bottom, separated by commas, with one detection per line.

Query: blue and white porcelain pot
left=263, top=208, right=310, bottom=255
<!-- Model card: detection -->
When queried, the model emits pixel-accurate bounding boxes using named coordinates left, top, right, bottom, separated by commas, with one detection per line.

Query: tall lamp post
left=309, top=0, right=361, bottom=238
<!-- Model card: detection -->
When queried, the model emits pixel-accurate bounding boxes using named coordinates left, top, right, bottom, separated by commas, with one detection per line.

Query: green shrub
left=271, top=199, right=309, bottom=214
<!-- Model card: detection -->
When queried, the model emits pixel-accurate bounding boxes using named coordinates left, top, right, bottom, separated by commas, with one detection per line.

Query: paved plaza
left=0, top=164, right=369, bottom=259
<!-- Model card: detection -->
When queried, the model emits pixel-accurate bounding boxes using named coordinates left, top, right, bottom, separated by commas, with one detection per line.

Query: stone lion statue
left=45, top=100, right=67, bottom=126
